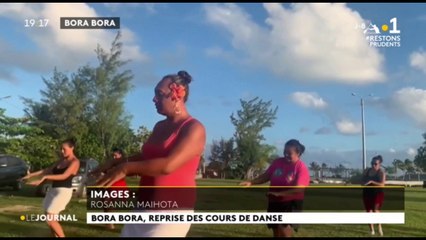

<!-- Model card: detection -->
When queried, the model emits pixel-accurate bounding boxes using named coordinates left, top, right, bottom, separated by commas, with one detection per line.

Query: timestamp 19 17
left=25, top=19, right=49, bottom=28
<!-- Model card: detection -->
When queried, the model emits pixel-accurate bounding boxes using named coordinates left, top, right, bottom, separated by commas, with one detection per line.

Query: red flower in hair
left=169, top=83, right=186, bottom=100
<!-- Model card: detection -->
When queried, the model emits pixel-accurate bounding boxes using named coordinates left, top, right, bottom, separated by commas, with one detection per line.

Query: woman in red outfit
left=362, top=155, right=386, bottom=236
left=104, top=148, right=127, bottom=230
left=94, top=70, right=206, bottom=237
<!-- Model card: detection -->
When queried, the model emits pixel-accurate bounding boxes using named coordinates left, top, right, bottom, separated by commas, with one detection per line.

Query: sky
left=1, top=3, right=426, bottom=169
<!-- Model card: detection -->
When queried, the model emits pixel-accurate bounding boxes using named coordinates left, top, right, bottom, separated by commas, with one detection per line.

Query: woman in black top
left=362, top=155, right=386, bottom=236
left=21, top=138, right=80, bottom=237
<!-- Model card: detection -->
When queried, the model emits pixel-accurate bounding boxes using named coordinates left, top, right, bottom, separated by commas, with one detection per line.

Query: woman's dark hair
left=112, top=147, right=124, bottom=156
left=162, top=70, right=193, bottom=102
left=371, top=155, right=383, bottom=165
left=285, top=139, right=305, bottom=156
left=62, top=137, right=77, bottom=148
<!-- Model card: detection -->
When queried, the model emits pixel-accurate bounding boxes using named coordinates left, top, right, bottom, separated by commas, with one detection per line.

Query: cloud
left=335, top=119, right=361, bottom=135
left=389, top=148, right=396, bottom=153
left=0, top=3, right=149, bottom=82
left=290, top=92, right=328, bottom=109
left=314, top=127, right=332, bottom=135
left=0, top=68, right=17, bottom=83
left=299, top=127, right=310, bottom=133
left=410, top=50, right=426, bottom=74
left=205, top=46, right=239, bottom=63
left=289, top=91, right=360, bottom=136
left=204, top=3, right=385, bottom=84
left=373, top=87, right=426, bottom=129
left=400, top=131, right=410, bottom=135
left=390, top=87, right=426, bottom=128
left=407, top=148, right=417, bottom=157
left=417, top=15, right=426, bottom=21
left=103, top=3, right=162, bottom=14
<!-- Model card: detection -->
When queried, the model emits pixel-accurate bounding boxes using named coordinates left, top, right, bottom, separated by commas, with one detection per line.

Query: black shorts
left=267, top=200, right=304, bottom=229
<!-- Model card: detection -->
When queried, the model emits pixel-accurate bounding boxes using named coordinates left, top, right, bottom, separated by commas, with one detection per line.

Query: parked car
left=0, top=154, right=30, bottom=191
left=36, top=158, right=99, bottom=198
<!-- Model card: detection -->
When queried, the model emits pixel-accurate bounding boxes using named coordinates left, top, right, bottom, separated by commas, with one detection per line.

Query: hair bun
left=300, top=143, right=306, bottom=154
left=62, top=137, right=77, bottom=148
left=70, top=137, right=77, bottom=146
left=177, top=70, right=192, bottom=85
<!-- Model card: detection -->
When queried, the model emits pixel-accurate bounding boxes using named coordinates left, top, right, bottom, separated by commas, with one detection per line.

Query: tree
left=384, top=165, right=395, bottom=174
left=88, top=32, right=134, bottom=160
left=0, top=108, right=32, bottom=150
left=0, top=108, right=57, bottom=170
left=208, top=138, right=236, bottom=179
left=76, top=133, right=104, bottom=161
left=206, top=160, right=222, bottom=178
left=349, top=169, right=363, bottom=184
left=403, top=159, right=416, bottom=180
left=350, top=169, right=362, bottom=176
left=231, top=97, right=278, bottom=179
left=251, top=144, right=277, bottom=178
left=112, top=125, right=153, bottom=158
left=198, top=154, right=205, bottom=176
left=397, top=159, right=407, bottom=174
left=404, top=159, right=415, bottom=172
left=23, top=31, right=135, bottom=162
left=309, top=162, right=321, bottom=179
left=5, top=130, right=58, bottom=170
left=414, top=133, right=426, bottom=172
left=321, top=163, right=328, bottom=179
left=336, top=164, right=346, bottom=178
left=23, top=67, right=92, bottom=140
left=392, top=159, right=404, bottom=176
left=136, top=125, right=152, bottom=146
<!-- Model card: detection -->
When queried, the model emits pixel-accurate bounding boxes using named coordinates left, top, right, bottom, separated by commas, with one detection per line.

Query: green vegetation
left=0, top=179, right=424, bottom=237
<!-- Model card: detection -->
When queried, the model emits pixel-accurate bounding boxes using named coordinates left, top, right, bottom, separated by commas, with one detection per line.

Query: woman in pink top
left=240, top=139, right=310, bottom=237
left=95, top=70, right=206, bottom=237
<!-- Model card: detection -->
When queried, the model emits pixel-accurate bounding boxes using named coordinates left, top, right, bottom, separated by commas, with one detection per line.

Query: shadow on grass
left=66, top=223, right=121, bottom=237
left=293, top=225, right=370, bottom=237
left=384, top=229, right=425, bottom=237
left=386, top=224, right=426, bottom=237
left=0, top=211, right=121, bottom=237
left=189, top=224, right=276, bottom=237
left=405, top=196, right=426, bottom=203
left=0, top=213, right=50, bottom=237
left=404, top=188, right=425, bottom=193
left=0, top=186, right=38, bottom=198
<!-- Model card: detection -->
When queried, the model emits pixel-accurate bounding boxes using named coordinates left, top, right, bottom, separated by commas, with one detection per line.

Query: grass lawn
left=0, top=178, right=424, bottom=237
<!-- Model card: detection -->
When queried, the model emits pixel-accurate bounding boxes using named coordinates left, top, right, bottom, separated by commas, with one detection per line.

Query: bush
left=349, top=172, right=363, bottom=184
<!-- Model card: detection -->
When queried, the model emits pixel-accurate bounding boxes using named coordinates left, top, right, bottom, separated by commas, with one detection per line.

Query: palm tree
left=336, top=164, right=346, bottom=178
left=309, top=162, right=321, bottom=179
left=321, top=163, right=327, bottom=179
left=383, top=165, right=395, bottom=180
left=198, top=155, right=205, bottom=176
left=403, top=159, right=415, bottom=180
left=392, top=159, right=403, bottom=177
left=397, top=159, right=407, bottom=180
left=384, top=165, right=395, bottom=174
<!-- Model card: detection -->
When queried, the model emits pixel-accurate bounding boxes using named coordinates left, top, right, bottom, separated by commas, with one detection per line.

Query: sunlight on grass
left=0, top=179, right=424, bottom=237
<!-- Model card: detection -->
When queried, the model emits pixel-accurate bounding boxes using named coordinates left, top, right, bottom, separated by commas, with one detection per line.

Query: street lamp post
left=360, top=97, right=367, bottom=171
left=352, top=93, right=372, bottom=170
